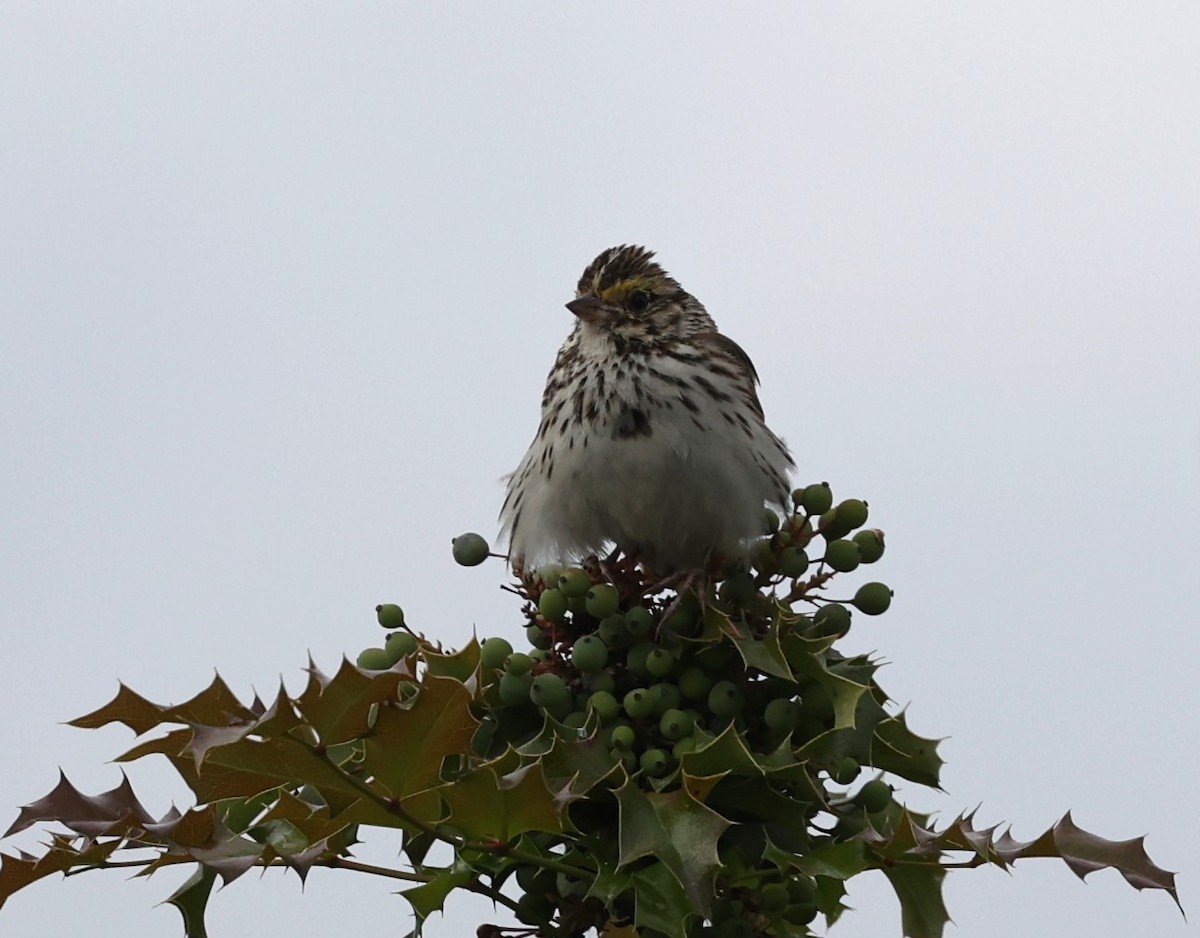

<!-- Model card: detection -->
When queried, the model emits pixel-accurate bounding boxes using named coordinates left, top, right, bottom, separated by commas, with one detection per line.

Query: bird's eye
left=628, top=290, right=651, bottom=313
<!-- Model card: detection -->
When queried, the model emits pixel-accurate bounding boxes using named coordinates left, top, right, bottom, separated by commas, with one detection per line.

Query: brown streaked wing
left=695, top=330, right=765, bottom=419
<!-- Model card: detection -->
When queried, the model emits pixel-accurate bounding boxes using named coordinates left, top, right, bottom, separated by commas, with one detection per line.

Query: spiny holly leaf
left=871, top=712, right=944, bottom=789
left=0, top=838, right=121, bottom=911
left=5, top=771, right=154, bottom=839
left=439, top=762, right=564, bottom=841
left=163, top=865, right=217, bottom=938
left=401, top=857, right=476, bottom=926
left=881, top=863, right=949, bottom=938
left=993, top=812, right=1181, bottom=909
left=363, top=673, right=479, bottom=799
left=629, top=860, right=694, bottom=938
left=68, top=683, right=169, bottom=734
left=614, top=774, right=728, bottom=914
left=423, top=637, right=482, bottom=683
left=540, top=727, right=622, bottom=798
left=296, top=656, right=417, bottom=746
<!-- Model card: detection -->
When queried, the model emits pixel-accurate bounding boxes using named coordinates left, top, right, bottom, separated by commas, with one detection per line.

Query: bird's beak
left=566, top=294, right=604, bottom=324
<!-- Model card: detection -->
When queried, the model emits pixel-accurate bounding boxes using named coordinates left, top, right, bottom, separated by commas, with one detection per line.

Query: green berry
left=626, top=641, right=658, bottom=679
left=830, top=755, right=861, bottom=784
left=586, top=669, right=616, bottom=694
left=761, top=507, right=781, bottom=534
left=813, top=603, right=852, bottom=637
left=588, top=690, right=620, bottom=723
left=530, top=673, right=571, bottom=717
left=823, top=539, right=861, bottom=572
left=562, top=710, right=587, bottom=729
left=609, top=724, right=636, bottom=751
left=645, top=647, right=676, bottom=678
left=853, top=582, right=893, bottom=615
left=784, top=901, right=818, bottom=926
left=778, top=546, right=809, bottom=578
left=623, top=688, right=655, bottom=720
left=649, top=682, right=682, bottom=716
left=624, top=605, right=656, bottom=638
left=504, top=651, right=533, bottom=675
left=597, top=613, right=629, bottom=648
left=835, top=498, right=869, bottom=530
left=856, top=778, right=892, bottom=813
left=479, top=636, right=513, bottom=670
left=750, top=537, right=778, bottom=575
left=800, top=482, right=834, bottom=515
left=570, top=635, right=608, bottom=672
left=498, top=671, right=533, bottom=705
left=451, top=532, right=489, bottom=567
left=356, top=647, right=391, bottom=670
left=557, top=567, right=591, bottom=598
left=759, top=883, right=789, bottom=912
left=707, top=680, right=744, bottom=718
left=852, top=528, right=886, bottom=563
left=659, top=708, right=695, bottom=741
left=384, top=631, right=418, bottom=664
left=678, top=666, right=713, bottom=701
left=639, top=748, right=671, bottom=777
left=526, top=624, right=553, bottom=649
left=720, top=570, right=757, bottom=606
left=533, top=564, right=563, bottom=589
left=585, top=583, right=620, bottom=619
left=787, top=876, right=816, bottom=905
left=763, top=696, right=801, bottom=733
left=375, top=603, right=405, bottom=629
left=818, top=509, right=854, bottom=541
left=672, top=736, right=699, bottom=759
left=538, top=587, right=569, bottom=622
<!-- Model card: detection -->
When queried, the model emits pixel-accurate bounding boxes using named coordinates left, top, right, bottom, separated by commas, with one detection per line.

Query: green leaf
left=163, top=865, right=217, bottom=938
left=881, top=863, right=949, bottom=938
left=440, top=762, right=564, bottom=841
left=614, top=775, right=728, bottom=915
left=872, top=712, right=944, bottom=788
left=630, top=861, right=695, bottom=938
left=401, top=858, right=476, bottom=924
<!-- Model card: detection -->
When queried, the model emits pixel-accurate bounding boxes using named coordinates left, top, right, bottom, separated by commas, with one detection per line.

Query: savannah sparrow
left=500, top=245, right=794, bottom=574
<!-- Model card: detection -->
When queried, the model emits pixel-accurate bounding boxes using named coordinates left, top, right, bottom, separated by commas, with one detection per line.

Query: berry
left=853, top=582, right=893, bottom=615
left=557, top=567, right=592, bottom=598
left=720, top=570, right=756, bottom=606
left=451, top=532, right=489, bottom=566
left=830, top=756, right=860, bottom=784
left=498, top=672, right=533, bottom=706
left=763, top=696, right=801, bottom=733
left=375, top=603, right=405, bottom=629
left=356, top=647, right=391, bottom=670
left=623, top=688, right=655, bottom=720
left=823, top=539, right=861, bottom=572
left=587, top=670, right=616, bottom=694
left=588, top=690, right=620, bottom=723
left=778, top=546, right=809, bottom=578
left=597, top=613, right=629, bottom=648
left=761, top=507, right=780, bottom=534
left=538, top=587, right=569, bottom=622
left=813, top=603, right=852, bottom=637
left=856, top=778, right=892, bottom=813
left=649, top=682, right=682, bottom=716
left=678, top=666, right=713, bottom=701
left=570, top=635, right=608, bottom=672
left=384, top=631, right=418, bottom=663
left=624, top=605, right=655, bottom=638
left=530, top=673, right=571, bottom=717
left=504, top=652, right=533, bottom=675
left=626, top=641, right=658, bottom=679
left=707, top=680, right=745, bottom=718
left=852, top=528, right=886, bottom=563
left=835, top=498, right=869, bottom=530
left=609, top=724, right=636, bottom=751
left=800, top=482, right=834, bottom=515
left=479, top=636, right=513, bottom=670
left=818, top=509, right=854, bottom=541
left=585, top=583, right=621, bottom=619
left=659, top=708, right=695, bottom=741
left=758, top=883, right=789, bottom=912
left=526, top=624, right=553, bottom=650
left=639, top=748, right=671, bottom=777
left=645, top=647, right=676, bottom=678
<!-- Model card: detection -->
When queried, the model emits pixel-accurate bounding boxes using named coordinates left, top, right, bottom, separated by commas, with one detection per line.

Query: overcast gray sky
left=2, top=4, right=1197, bottom=937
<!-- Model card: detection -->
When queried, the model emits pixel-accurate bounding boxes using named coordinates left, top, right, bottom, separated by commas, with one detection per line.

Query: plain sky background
left=2, top=4, right=1197, bottom=937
